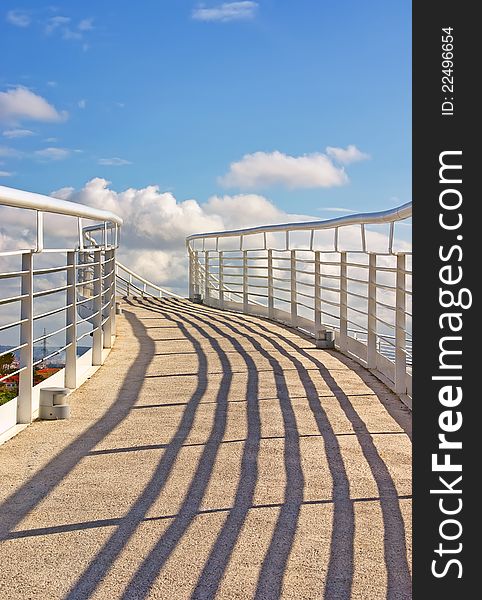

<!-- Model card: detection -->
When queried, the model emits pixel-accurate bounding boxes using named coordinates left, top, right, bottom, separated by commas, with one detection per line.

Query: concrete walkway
left=0, top=298, right=412, bottom=600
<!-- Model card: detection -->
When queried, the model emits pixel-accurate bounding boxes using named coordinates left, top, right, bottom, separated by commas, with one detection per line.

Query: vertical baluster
left=395, top=253, right=407, bottom=394
left=92, top=249, right=103, bottom=366
left=243, top=251, right=248, bottom=313
left=65, top=251, right=78, bottom=388
left=268, top=249, right=274, bottom=319
left=18, top=252, right=34, bottom=424
left=339, top=251, right=348, bottom=352
left=204, top=250, right=210, bottom=302
left=290, top=249, right=297, bottom=326
left=103, top=249, right=114, bottom=349
left=314, top=250, right=321, bottom=329
left=219, top=251, right=224, bottom=308
left=188, top=248, right=194, bottom=300
left=194, top=250, right=199, bottom=297
left=367, top=253, right=377, bottom=369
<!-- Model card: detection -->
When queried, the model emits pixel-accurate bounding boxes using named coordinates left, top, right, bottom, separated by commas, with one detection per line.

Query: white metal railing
left=115, top=262, right=182, bottom=299
left=187, top=202, right=412, bottom=399
left=0, top=185, right=122, bottom=437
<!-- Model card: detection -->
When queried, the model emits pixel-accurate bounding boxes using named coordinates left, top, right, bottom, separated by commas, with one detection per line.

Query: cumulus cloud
left=0, top=170, right=14, bottom=177
left=2, top=128, right=35, bottom=138
left=35, top=147, right=71, bottom=161
left=98, top=157, right=132, bottom=166
left=192, top=1, right=258, bottom=22
left=78, top=99, right=86, bottom=109
left=6, top=10, right=31, bottom=27
left=219, top=150, right=349, bottom=189
left=51, top=178, right=309, bottom=291
left=326, top=144, right=370, bottom=164
left=0, top=87, right=68, bottom=124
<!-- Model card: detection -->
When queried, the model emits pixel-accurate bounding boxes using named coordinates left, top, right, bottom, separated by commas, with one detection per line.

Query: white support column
left=290, top=250, right=297, bottom=326
left=339, top=251, right=348, bottom=352
left=92, top=249, right=103, bottom=366
left=314, top=251, right=321, bottom=329
left=268, top=249, right=274, bottom=320
left=243, top=250, right=248, bottom=313
left=367, top=253, right=377, bottom=369
left=204, top=251, right=210, bottom=303
left=17, top=252, right=34, bottom=424
left=395, top=253, right=407, bottom=395
left=65, top=251, right=78, bottom=389
left=219, top=251, right=224, bottom=308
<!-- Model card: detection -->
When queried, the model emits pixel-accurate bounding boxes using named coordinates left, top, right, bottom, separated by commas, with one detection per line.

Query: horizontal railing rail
left=115, top=262, right=182, bottom=299
left=0, top=185, right=122, bottom=438
left=187, top=202, right=412, bottom=401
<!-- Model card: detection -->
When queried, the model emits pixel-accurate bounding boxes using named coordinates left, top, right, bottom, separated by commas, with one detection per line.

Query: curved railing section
left=187, top=202, right=412, bottom=400
left=0, top=185, right=122, bottom=439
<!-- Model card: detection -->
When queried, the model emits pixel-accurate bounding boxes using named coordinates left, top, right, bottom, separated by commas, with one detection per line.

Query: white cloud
left=6, top=10, right=31, bottom=27
left=326, top=144, right=370, bottom=165
left=2, top=128, right=35, bottom=138
left=78, top=18, right=94, bottom=31
left=0, top=146, right=23, bottom=158
left=0, top=87, right=68, bottom=124
left=35, top=147, right=71, bottom=161
left=47, top=81, right=58, bottom=87
left=98, top=157, right=132, bottom=166
left=0, top=170, right=14, bottom=177
left=62, top=28, right=82, bottom=41
left=78, top=99, right=86, bottom=109
left=44, top=15, right=93, bottom=42
left=51, top=178, right=309, bottom=291
left=45, top=16, right=71, bottom=35
left=219, top=150, right=349, bottom=189
left=192, top=1, right=258, bottom=22
left=318, top=207, right=357, bottom=214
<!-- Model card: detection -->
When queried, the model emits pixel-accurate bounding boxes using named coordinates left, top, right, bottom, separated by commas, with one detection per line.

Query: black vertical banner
left=413, top=3, right=477, bottom=597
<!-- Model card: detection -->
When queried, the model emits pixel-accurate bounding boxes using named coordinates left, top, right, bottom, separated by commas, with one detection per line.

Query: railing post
left=314, top=250, right=321, bottom=329
left=243, top=250, right=248, bottom=313
left=188, top=248, right=195, bottom=300
left=339, top=251, right=348, bottom=352
left=111, top=249, right=117, bottom=335
left=218, top=251, right=224, bottom=308
left=127, top=273, right=131, bottom=297
left=268, top=249, right=274, bottom=319
left=290, top=250, right=297, bottom=326
left=17, top=251, right=34, bottom=424
left=395, top=253, right=407, bottom=394
left=103, top=249, right=114, bottom=349
left=367, top=253, right=377, bottom=369
left=65, top=251, right=78, bottom=389
left=204, top=250, right=210, bottom=303
left=92, top=249, right=103, bottom=366
left=194, top=250, right=200, bottom=296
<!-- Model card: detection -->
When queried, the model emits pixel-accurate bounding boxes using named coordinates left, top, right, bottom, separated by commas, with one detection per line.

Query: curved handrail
left=0, top=184, right=123, bottom=225
left=186, top=201, right=411, bottom=241
left=115, top=261, right=183, bottom=299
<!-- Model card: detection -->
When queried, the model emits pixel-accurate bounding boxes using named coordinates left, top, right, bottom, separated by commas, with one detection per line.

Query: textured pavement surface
left=0, top=298, right=412, bottom=600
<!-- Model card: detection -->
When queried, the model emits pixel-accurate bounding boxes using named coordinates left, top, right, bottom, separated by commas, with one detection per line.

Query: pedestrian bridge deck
left=0, top=298, right=412, bottom=600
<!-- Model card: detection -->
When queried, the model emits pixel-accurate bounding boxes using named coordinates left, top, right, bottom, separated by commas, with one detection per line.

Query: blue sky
left=0, top=0, right=411, bottom=217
